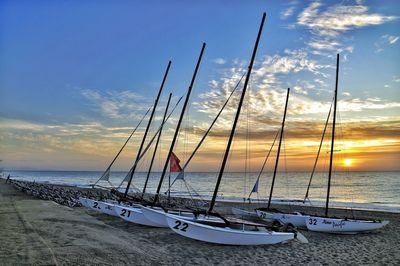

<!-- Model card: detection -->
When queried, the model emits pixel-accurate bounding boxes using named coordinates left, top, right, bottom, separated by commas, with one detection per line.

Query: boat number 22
left=173, top=221, right=188, bottom=232
left=308, top=218, right=317, bottom=225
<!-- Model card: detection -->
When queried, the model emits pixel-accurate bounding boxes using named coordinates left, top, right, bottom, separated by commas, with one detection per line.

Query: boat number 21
left=308, top=218, right=317, bottom=225
left=120, top=209, right=131, bottom=218
left=173, top=221, right=188, bottom=232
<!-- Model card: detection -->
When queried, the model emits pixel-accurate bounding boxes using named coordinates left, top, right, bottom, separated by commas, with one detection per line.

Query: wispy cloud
left=81, top=89, right=149, bottom=119
left=212, top=58, right=226, bottom=65
left=297, top=1, right=398, bottom=53
left=298, top=2, right=397, bottom=38
left=281, top=4, right=296, bottom=20
left=375, top=34, right=400, bottom=52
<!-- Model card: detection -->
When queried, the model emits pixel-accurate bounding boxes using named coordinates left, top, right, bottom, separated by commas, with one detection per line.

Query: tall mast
left=124, top=61, right=171, bottom=198
left=325, top=54, right=339, bottom=217
left=267, top=88, right=290, bottom=209
left=208, top=13, right=266, bottom=213
left=153, top=43, right=206, bottom=204
left=141, top=93, right=172, bottom=198
left=303, top=102, right=332, bottom=203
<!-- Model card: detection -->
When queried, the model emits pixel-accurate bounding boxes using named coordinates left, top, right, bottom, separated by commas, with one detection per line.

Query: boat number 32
left=120, top=209, right=131, bottom=218
left=308, top=218, right=317, bottom=225
left=173, top=220, right=189, bottom=232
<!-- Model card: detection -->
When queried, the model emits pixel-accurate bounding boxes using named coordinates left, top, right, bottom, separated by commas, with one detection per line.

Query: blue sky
left=0, top=0, right=399, bottom=171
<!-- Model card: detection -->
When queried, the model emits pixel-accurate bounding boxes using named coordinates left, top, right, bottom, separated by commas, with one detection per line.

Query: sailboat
left=306, top=54, right=389, bottom=233
left=141, top=72, right=247, bottom=228
left=163, top=12, right=307, bottom=245
left=79, top=61, right=182, bottom=221
left=229, top=87, right=307, bottom=227
left=79, top=107, right=151, bottom=216
left=113, top=93, right=174, bottom=227
left=113, top=43, right=208, bottom=227
left=254, top=88, right=311, bottom=228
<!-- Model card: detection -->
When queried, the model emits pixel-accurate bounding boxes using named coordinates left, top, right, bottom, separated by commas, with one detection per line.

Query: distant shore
left=1, top=178, right=400, bottom=265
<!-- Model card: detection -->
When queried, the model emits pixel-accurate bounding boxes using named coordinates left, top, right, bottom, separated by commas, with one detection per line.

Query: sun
left=344, top=159, right=353, bottom=167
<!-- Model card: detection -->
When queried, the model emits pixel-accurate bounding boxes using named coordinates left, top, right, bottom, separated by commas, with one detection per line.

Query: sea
left=3, top=170, right=399, bottom=213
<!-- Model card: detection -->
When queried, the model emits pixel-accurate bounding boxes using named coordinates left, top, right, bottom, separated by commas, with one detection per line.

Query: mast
left=141, top=93, right=172, bottom=198
left=208, top=13, right=266, bottom=213
left=325, top=53, right=340, bottom=217
left=153, top=43, right=206, bottom=204
left=124, top=61, right=171, bottom=198
left=167, top=72, right=246, bottom=189
left=303, top=102, right=332, bottom=203
left=267, top=88, right=290, bottom=209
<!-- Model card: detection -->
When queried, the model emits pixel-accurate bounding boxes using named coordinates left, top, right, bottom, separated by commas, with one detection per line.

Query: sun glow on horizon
left=344, top=158, right=353, bottom=167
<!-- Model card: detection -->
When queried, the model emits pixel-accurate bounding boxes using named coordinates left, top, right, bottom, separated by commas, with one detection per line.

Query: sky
left=0, top=0, right=399, bottom=172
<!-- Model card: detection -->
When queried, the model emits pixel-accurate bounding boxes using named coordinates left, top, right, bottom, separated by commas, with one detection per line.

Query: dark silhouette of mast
left=303, top=102, right=332, bottom=203
left=153, top=43, right=206, bottom=204
left=267, top=88, right=290, bottom=209
left=141, top=93, right=172, bottom=198
left=124, top=61, right=171, bottom=198
left=325, top=54, right=340, bottom=217
left=166, top=72, right=246, bottom=191
left=208, top=13, right=266, bottom=213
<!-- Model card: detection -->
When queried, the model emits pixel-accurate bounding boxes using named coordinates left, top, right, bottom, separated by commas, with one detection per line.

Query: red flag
left=170, top=152, right=182, bottom=172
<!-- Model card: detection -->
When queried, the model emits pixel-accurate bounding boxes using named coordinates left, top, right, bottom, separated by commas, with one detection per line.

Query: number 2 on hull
left=173, top=220, right=188, bottom=232
left=120, top=209, right=131, bottom=218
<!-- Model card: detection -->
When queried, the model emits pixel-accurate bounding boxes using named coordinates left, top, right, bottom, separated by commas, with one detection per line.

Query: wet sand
left=1, top=179, right=399, bottom=265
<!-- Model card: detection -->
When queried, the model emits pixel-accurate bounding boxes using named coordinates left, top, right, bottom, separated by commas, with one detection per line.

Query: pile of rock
left=9, top=180, right=208, bottom=209
left=10, top=180, right=118, bottom=207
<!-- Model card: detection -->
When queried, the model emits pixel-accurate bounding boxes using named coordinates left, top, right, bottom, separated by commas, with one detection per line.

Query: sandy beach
left=1, top=179, right=399, bottom=266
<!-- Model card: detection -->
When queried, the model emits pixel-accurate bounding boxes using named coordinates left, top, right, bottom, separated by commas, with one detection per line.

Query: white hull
left=231, top=207, right=259, bottom=219
left=114, top=204, right=165, bottom=227
left=256, top=209, right=309, bottom=228
left=272, top=212, right=309, bottom=229
left=141, top=206, right=225, bottom=227
left=306, top=216, right=389, bottom=234
left=79, top=197, right=118, bottom=217
left=255, top=209, right=275, bottom=221
left=166, top=214, right=295, bottom=245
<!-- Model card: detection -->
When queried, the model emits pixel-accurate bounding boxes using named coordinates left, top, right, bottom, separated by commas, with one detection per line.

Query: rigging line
left=248, top=129, right=280, bottom=199
left=92, top=107, right=151, bottom=188
left=183, top=180, right=199, bottom=210
left=166, top=71, right=247, bottom=190
left=325, top=54, right=340, bottom=217
left=124, top=61, right=172, bottom=198
left=141, top=93, right=172, bottom=198
left=153, top=43, right=206, bottom=205
left=116, top=95, right=184, bottom=189
left=244, top=80, right=250, bottom=201
left=303, top=98, right=334, bottom=203
left=267, top=88, right=290, bottom=209
left=209, top=13, right=266, bottom=213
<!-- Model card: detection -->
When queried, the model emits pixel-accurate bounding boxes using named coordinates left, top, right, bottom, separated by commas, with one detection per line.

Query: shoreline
left=1, top=178, right=399, bottom=265
left=5, top=177, right=399, bottom=215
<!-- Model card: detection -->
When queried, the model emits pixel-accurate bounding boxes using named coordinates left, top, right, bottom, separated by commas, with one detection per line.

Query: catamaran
left=229, top=87, right=310, bottom=228
left=305, top=54, right=389, bottom=233
left=112, top=43, right=210, bottom=227
left=80, top=61, right=185, bottom=221
left=160, top=12, right=307, bottom=245
left=256, top=54, right=389, bottom=233
left=253, top=88, right=311, bottom=228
